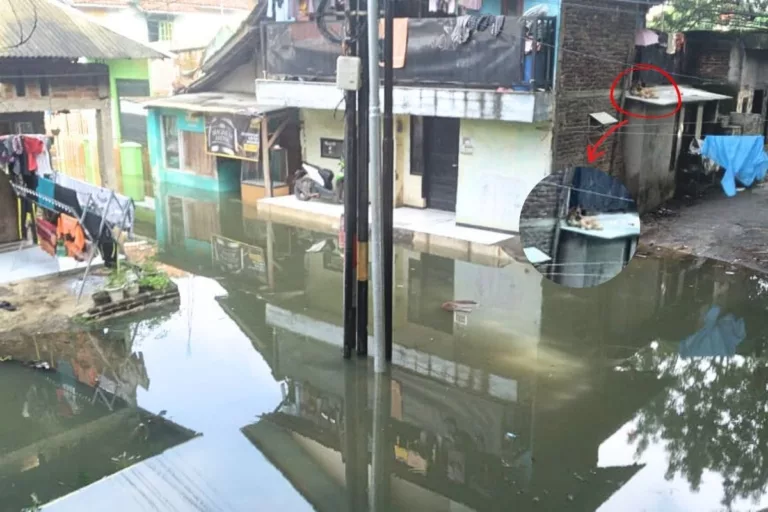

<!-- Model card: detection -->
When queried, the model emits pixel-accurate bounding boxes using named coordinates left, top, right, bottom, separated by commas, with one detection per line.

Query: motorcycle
left=293, top=162, right=344, bottom=203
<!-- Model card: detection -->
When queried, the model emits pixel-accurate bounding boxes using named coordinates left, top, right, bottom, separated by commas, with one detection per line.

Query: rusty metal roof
left=0, top=0, right=166, bottom=60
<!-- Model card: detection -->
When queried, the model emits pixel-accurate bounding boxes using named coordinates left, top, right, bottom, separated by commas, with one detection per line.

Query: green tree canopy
left=648, top=0, right=768, bottom=32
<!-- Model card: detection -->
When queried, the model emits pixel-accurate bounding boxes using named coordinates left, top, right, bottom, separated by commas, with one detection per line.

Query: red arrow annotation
left=586, top=119, right=628, bottom=163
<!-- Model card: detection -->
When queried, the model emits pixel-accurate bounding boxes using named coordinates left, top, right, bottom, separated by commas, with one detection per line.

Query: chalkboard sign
left=320, top=138, right=343, bottom=159
left=206, top=114, right=261, bottom=162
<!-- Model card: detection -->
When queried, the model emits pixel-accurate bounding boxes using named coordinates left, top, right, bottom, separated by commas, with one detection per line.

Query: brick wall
left=519, top=170, right=567, bottom=258
left=691, top=49, right=731, bottom=82
left=0, top=61, right=108, bottom=103
left=551, top=0, right=643, bottom=183
left=558, top=1, right=638, bottom=94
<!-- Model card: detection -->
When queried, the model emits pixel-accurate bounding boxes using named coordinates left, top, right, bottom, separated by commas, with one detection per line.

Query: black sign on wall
left=320, top=138, right=344, bottom=159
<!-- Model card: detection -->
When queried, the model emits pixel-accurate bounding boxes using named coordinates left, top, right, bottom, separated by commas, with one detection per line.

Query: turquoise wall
left=466, top=0, right=502, bottom=15
left=147, top=107, right=241, bottom=193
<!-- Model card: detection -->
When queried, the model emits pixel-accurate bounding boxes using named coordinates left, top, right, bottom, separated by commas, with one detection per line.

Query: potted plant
left=105, top=268, right=128, bottom=303
left=124, top=268, right=140, bottom=297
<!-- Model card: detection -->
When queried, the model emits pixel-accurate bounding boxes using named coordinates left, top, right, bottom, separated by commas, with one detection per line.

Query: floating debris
left=441, top=300, right=479, bottom=313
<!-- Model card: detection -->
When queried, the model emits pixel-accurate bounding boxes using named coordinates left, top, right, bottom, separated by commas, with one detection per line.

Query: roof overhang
left=626, top=85, right=731, bottom=106
left=143, top=92, right=289, bottom=116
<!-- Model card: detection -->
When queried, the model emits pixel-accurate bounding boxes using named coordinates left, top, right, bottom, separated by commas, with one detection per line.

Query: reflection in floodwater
left=2, top=186, right=768, bottom=511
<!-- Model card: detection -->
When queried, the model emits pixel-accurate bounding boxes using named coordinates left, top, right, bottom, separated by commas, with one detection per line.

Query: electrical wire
left=533, top=181, right=638, bottom=203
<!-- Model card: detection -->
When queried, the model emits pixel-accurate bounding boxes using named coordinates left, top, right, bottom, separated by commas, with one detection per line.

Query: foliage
left=648, top=0, right=768, bottom=32
left=107, top=268, right=128, bottom=288
left=139, top=272, right=172, bottom=291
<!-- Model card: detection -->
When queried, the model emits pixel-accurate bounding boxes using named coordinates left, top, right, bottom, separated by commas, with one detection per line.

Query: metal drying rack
left=10, top=180, right=132, bottom=304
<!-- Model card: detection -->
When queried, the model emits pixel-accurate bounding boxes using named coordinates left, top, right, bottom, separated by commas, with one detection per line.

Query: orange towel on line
left=378, top=18, right=408, bottom=69
left=56, top=214, right=86, bottom=259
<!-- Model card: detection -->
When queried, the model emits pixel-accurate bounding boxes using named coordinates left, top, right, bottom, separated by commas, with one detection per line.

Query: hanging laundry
left=458, top=0, right=482, bottom=10
left=36, top=218, right=57, bottom=257
left=56, top=214, right=86, bottom=259
left=36, top=176, right=55, bottom=211
left=378, top=18, right=409, bottom=69
left=22, top=136, right=44, bottom=173
left=451, top=15, right=473, bottom=44
left=53, top=173, right=135, bottom=233
left=490, top=15, right=505, bottom=37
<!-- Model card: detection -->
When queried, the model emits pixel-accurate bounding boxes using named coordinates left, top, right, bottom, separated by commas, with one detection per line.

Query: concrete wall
left=79, top=6, right=247, bottom=51
left=456, top=120, right=552, bottom=232
left=213, top=61, right=258, bottom=95
left=300, top=109, right=345, bottom=173
left=81, top=6, right=149, bottom=43
left=300, top=109, right=408, bottom=205
left=147, top=107, right=240, bottom=192
left=622, top=105, right=676, bottom=212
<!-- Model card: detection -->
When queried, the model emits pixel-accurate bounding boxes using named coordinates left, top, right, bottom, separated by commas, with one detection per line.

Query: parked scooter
left=293, top=162, right=344, bottom=203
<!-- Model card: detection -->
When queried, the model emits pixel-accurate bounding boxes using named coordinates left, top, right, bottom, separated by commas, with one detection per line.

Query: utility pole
left=382, top=0, right=394, bottom=362
left=342, top=0, right=359, bottom=359
left=356, top=0, right=370, bottom=357
left=367, top=0, right=385, bottom=373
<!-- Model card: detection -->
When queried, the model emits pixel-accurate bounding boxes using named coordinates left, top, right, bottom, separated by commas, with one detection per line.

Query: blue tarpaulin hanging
left=700, top=135, right=768, bottom=197
left=678, top=306, right=746, bottom=358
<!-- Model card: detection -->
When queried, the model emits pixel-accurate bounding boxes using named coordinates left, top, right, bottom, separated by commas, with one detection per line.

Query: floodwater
left=2, top=187, right=768, bottom=512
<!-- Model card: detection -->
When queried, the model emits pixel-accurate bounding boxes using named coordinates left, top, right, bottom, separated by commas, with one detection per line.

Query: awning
left=142, top=92, right=288, bottom=117
left=626, top=85, right=731, bottom=106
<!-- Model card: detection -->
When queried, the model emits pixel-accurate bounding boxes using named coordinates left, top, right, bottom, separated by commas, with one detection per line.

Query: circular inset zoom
left=519, top=167, right=640, bottom=289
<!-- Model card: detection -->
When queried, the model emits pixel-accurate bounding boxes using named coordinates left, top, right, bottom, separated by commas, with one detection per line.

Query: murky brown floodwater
left=2, top=185, right=768, bottom=512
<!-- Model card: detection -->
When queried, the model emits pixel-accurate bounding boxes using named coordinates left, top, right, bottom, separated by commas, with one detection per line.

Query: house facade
left=144, top=0, right=673, bottom=235
left=0, top=0, right=164, bottom=191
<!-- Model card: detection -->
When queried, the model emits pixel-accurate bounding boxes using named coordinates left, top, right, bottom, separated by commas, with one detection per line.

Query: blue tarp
left=678, top=306, right=746, bottom=358
left=700, top=135, right=768, bottom=197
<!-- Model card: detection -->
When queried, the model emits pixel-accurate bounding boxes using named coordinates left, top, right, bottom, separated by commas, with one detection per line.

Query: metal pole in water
left=370, top=370, right=392, bottom=510
left=382, top=0, right=394, bottom=362
left=342, top=0, right=359, bottom=359
left=367, top=0, right=385, bottom=373
left=356, top=10, right=370, bottom=357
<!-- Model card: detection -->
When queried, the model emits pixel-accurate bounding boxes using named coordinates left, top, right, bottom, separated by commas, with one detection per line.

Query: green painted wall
left=107, top=59, right=150, bottom=141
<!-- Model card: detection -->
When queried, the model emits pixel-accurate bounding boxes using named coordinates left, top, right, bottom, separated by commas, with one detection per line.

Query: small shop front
left=145, top=92, right=300, bottom=203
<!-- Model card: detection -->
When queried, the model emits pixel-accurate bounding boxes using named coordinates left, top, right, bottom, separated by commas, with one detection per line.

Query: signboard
left=211, top=235, right=268, bottom=283
left=205, top=114, right=261, bottom=162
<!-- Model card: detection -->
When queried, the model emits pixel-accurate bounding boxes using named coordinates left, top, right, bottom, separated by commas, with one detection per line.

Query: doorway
left=424, top=117, right=460, bottom=212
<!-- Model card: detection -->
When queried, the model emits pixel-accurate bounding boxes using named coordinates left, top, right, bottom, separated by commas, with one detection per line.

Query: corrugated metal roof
left=139, top=0, right=252, bottom=12
left=0, top=0, right=166, bottom=60
left=142, top=92, right=287, bottom=116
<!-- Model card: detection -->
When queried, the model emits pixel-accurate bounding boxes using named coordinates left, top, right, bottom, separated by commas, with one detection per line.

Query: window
left=16, top=122, right=34, bottom=134
left=147, top=19, right=173, bottom=42
left=14, top=76, right=25, bottom=97
left=159, top=21, right=173, bottom=41
left=161, top=115, right=181, bottom=169
left=39, top=77, right=50, bottom=97
left=241, top=159, right=264, bottom=185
